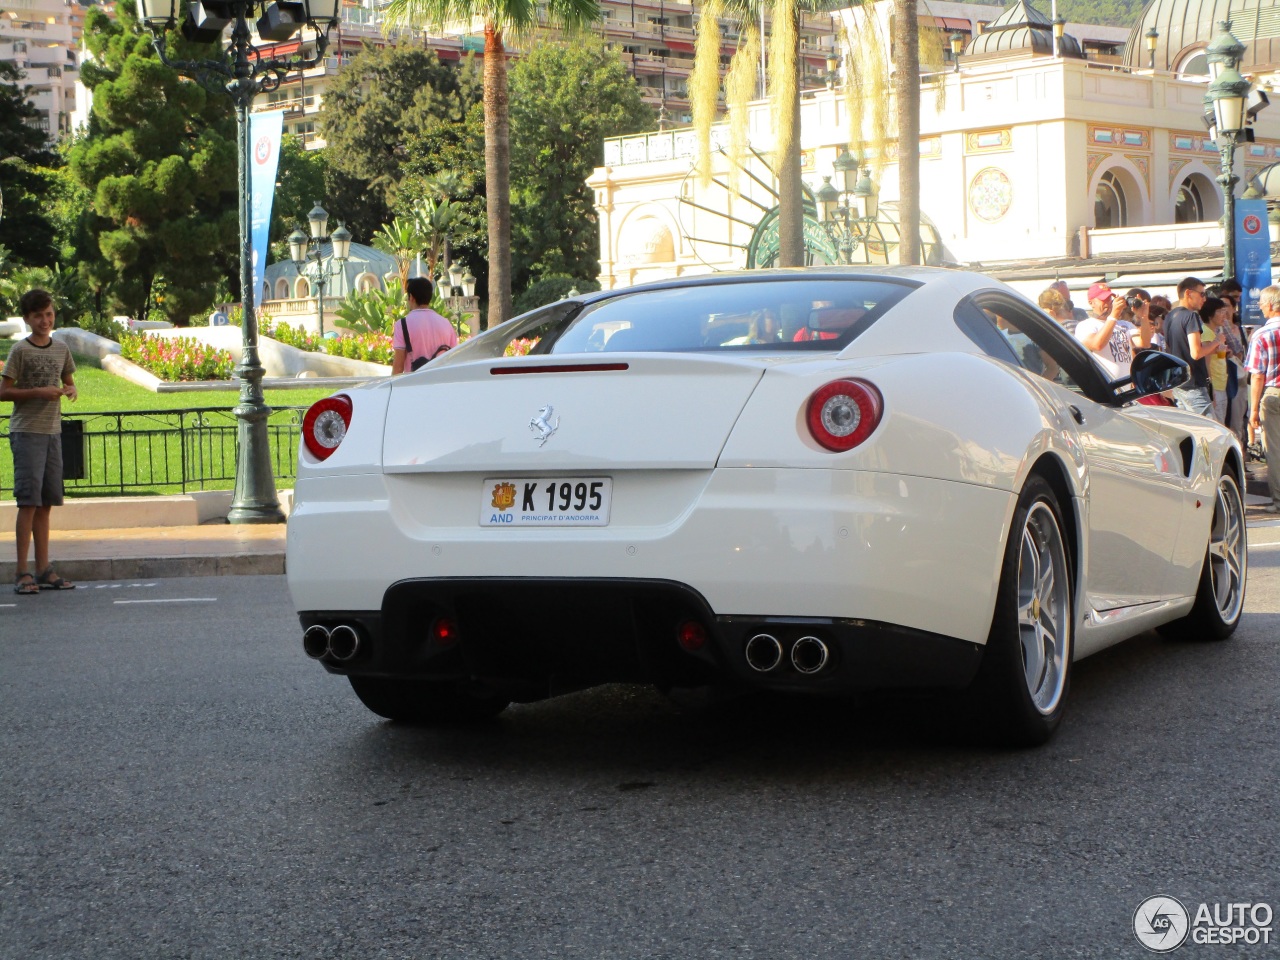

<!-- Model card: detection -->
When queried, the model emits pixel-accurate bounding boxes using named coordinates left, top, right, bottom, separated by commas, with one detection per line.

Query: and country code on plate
left=481, top=477, right=612, bottom=526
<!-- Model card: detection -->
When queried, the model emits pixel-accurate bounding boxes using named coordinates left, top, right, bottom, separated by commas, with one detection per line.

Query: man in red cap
left=1074, top=282, right=1135, bottom=381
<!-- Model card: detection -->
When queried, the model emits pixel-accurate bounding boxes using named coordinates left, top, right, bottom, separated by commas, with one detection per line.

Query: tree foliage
left=319, top=44, right=480, bottom=243
left=0, top=60, right=60, bottom=267
left=272, top=134, right=328, bottom=247
left=507, top=42, right=652, bottom=293
left=66, top=4, right=238, bottom=324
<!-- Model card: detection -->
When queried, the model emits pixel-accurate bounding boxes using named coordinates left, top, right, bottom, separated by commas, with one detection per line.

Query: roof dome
left=1123, top=0, right=1280, bottom=73
left=965, top=0, right=1085, bottom=59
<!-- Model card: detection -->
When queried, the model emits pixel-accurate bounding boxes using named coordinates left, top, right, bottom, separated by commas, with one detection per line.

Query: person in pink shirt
left=392, top=276, right=458, bottom=375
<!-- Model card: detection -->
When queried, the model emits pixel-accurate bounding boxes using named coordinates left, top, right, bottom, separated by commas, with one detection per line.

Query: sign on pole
left=248, top=110, right=285, bottom=312
left=1234, top=198, right=1272, bottom=327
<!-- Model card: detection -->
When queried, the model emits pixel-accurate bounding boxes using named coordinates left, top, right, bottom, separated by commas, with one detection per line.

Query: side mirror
left=1122, top=349, right=1191, bottom=399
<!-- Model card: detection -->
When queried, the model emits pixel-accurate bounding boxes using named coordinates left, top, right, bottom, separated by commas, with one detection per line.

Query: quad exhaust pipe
left=302, top=623, right=361, bottom=662
left=790, top=635, right=830, bottom=675
left=744, top=632, right=831, bottom=675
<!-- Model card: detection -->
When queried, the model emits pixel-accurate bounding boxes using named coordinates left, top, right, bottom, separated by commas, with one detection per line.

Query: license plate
left=481, top=477, right=612, bottom=526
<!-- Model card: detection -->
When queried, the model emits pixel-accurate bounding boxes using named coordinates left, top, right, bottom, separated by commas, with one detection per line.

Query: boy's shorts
left=9, top=431, right=64, bottom=507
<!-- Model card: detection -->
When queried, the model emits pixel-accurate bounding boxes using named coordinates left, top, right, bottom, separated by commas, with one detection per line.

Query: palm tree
left=386, top=0, right=599, bottom=329
left=373, top=217, right=423, bottom=286
left=690, top=0, right=818, bottom=268
left=892, top=0, right=919, bottom=265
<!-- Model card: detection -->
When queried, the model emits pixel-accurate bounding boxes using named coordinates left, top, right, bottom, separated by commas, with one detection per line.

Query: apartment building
left=1, top=0, right=84, bottom=141
left=250, top=0, right=839, bottom=145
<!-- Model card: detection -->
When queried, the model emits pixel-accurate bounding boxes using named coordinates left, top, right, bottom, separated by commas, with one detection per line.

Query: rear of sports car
left=287, top=275, right=1025, bottom=713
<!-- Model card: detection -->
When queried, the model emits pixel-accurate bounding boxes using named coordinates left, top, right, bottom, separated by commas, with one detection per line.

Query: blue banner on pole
left=1234, top=197, right=1272, bottom=327
left=248, top=111, right=285, bottom=314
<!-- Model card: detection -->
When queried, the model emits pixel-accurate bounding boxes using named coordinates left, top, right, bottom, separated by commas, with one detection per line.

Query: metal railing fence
left=0, top=406, right=306, bottom=498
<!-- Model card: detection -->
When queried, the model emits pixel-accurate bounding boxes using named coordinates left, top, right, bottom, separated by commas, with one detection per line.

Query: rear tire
left=348, top=677, right=510, bottom=724
left=969, top=475, right=1073, bottom=747
left=1158, top=470, right=1246, bottom=642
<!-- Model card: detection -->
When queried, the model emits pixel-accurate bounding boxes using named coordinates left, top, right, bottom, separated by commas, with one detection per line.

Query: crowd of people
left=1043, top=276, right=1280, bottom=513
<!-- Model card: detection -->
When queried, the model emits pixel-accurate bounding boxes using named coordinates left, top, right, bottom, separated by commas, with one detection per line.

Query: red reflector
left=431, top=617, right=458, bottom=647
left=490, top=363, right=629, bottom=375
left=302, top=394, right=352, bottom=461
left=805, top=379, right=883, bottom=452
left=676, top=620, right=707, bottom=652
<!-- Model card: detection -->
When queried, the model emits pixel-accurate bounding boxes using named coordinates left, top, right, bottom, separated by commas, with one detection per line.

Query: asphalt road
left=2, top=528, right=1279, bottom=960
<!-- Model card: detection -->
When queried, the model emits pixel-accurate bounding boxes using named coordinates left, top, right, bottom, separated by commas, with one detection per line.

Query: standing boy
left=1, top=289, right=78, bottom=594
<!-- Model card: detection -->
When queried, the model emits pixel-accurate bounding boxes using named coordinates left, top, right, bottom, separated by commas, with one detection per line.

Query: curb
left=2, top=553, right=284, bottom=585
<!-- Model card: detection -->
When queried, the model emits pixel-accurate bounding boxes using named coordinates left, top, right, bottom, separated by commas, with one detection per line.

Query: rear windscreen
left=439, top=278, right=916, bottom=363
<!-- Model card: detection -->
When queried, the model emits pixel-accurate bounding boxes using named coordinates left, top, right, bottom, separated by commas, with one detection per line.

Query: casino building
left=589, top=0, right=1280, bottom=297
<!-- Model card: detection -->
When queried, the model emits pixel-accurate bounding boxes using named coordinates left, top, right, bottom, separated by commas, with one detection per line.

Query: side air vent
left=1178, top=437, right=1195, bottom=478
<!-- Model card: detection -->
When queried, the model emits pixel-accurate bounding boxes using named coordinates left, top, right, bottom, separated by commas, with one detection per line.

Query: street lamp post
left=1206, top=21, right=1251, bottom=284
left=1052, top=16, right=1065, bottom=59
left=949, top=31, right=965, bottom=72
left=1145, top=26, right=1160, bottom=71
left=438, top=260, right=478, bottom=335
left=815, top=149, right=879, bottom=265
left=288, top=203, right=351, bottom=336
left=134, top=0, right=340, bottom=523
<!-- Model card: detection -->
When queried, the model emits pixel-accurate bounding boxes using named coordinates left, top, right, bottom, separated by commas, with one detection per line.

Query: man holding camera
left=1074, top=281, right=1135, bottom=380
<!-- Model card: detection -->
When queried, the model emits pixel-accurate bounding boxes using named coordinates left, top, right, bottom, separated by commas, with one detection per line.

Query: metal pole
left=1219, top=129, right=1239, bottom=284
left=226, top=12, right=284, bottom=524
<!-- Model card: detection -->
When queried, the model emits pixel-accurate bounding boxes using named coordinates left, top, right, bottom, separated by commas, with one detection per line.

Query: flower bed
left=119, top=334, right=236, bottom=381
left=266, top=321, right=395, bottom=366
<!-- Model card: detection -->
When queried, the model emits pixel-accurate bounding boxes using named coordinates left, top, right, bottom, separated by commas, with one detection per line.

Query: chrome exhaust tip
left=303, top=624, right=331, bottom=659
left=327, top=624, right=361, bottom=662
left=744, top=633, right=784, bottom=673
left=791, top=635, right=830, bottom=675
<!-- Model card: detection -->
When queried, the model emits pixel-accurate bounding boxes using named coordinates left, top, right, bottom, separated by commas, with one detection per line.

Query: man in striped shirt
left=1245, top=284, right=1280, bottom=513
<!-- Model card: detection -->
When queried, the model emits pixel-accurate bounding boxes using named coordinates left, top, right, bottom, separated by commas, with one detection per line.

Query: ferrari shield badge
left=490, top=482, right=517, bottom=510
left=529, top=405, right=560, bottom=447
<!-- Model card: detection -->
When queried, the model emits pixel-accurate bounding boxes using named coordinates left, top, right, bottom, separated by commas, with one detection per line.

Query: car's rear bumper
left=287, top=467, right=1016, bottom=646
left=296, top=578, right=984, bottom=696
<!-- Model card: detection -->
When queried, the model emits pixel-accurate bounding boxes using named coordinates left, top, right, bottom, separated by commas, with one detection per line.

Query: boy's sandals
left=14, top=573, right=39, bottom=596
left=35, top=566, right=75, bottom=590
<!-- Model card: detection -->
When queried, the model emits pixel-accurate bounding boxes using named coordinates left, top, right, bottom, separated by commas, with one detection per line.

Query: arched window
left=1177, top=51, right=1208, bottom=79
left=1175, top=176, right=1205, bottom=223
left=295, top=277, right=311, bottom=298
left=1094, top=171, right=1128, bottom=229
left=275, top=278, right=290, bottom=300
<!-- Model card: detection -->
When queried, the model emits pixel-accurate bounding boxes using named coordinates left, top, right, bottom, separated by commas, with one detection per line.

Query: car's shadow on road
left=320, top=607, right=1277, bottom=792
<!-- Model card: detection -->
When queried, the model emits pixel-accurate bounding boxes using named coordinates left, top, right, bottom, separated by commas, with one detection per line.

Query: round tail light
left=302, top=394, right=352, bottom=461
left=805, top=379, right=883, bottom=452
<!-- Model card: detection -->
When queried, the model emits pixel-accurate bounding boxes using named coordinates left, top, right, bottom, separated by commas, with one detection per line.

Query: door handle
left=1068, top=405, right=1084, bottom=424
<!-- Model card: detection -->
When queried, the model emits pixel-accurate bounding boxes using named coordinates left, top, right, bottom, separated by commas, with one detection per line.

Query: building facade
left=1, top=0, right=83, bottom=142
left=590, top=0, right=1280, bottom=293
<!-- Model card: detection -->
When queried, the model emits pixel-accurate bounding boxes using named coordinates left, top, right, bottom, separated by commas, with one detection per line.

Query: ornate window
left=1175, top=176, right=1205, bottom=223
left=1094, top=170, right=1128, bottom=229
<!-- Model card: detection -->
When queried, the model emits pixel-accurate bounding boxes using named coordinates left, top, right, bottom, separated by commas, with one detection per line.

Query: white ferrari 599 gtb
left=286, top=267, right=1247, bottom=745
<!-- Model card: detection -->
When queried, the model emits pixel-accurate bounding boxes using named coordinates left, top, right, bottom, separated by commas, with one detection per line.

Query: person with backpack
left=391, top=276, right=457, bottom=375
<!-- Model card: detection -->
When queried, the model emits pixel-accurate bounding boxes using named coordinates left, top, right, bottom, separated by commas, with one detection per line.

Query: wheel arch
left=1027, top=452, right=1081, bottom=595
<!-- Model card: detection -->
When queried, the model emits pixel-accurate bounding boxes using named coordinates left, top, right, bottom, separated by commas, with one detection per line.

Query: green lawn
left=0, top=338, right=338, bottom=412
left=2, top=336, right=352, bottom=498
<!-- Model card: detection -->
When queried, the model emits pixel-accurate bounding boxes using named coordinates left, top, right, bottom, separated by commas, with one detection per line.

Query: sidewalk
left=0, top=462, right=1275, bottom=585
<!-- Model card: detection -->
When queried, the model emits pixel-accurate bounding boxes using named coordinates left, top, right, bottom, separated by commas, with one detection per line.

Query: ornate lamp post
left=1206, top=21, right=1251, bottom=284
left=815, top=149, right=879, bottom=265
left=1145, top=26, right=1160, bottom=71
left=949, top=31, right=965, bottom=72
left=438, top=260, right=478, bottom=334
left=1052, top=16, right=1065, bottom=59
left=134, top=0, right=340, bottom=523
left=288, top=203, right=350, bottom=336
